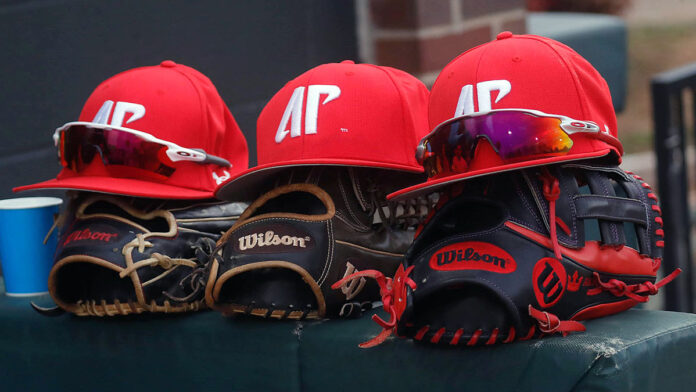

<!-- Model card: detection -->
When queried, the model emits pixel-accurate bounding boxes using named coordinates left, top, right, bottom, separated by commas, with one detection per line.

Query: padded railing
left=652, top=62, right=696, bottom=312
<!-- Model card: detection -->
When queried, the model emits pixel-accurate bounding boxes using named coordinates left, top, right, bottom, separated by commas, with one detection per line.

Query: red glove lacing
left=331, top=267, right=416, bottom=348
left=540, top=170, right=563, bottom=260
left=587, top=268, right=682, bottom=301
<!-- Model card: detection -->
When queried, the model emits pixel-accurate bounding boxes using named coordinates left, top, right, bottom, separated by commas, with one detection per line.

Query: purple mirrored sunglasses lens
left=419, top=111, right=573, bottom=177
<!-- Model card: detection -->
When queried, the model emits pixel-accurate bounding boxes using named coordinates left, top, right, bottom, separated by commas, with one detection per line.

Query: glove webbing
left=543, top=169, right=679, bottom=302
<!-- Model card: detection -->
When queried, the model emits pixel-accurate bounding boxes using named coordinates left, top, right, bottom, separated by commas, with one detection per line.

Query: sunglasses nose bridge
left=91, top=144, right=107, bottom=165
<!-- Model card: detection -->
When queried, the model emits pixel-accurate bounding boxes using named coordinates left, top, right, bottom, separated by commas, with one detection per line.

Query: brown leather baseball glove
left=205, top=167, right=432, bottom=319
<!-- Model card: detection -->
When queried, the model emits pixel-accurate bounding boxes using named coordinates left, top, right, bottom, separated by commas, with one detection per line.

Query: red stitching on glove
left=503, top=327, right=516, bottom=343
left=431, top=327, right=446, bottom=344
left=450, top=329, right=465, bottom=345
left=520, top=325, right=536, bottom=341
left=467, top=330, right=482, bottom=346
left=414, top=325, right=429, bottom=341
left=485, top=328, right=500, bottom=345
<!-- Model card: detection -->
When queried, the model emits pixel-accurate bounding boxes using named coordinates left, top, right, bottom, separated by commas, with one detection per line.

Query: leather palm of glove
left=35, top=193, right=246, bottom=316
left=205, top=167, right=432, bottom=319
left=334, top=162, right=680, bottom=347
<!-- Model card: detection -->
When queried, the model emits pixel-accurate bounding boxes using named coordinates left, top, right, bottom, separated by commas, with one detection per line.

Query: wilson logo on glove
left=429, top=242, right=516, bottom=273
left=236, top=230, right=312, bottom=252
left=532, top=257, right=567, bottom=308
left=63, top=228, right=118, bottom=246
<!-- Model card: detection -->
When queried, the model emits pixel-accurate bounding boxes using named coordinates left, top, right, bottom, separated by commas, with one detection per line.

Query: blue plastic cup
left=0, top=197, right=62, bottom=296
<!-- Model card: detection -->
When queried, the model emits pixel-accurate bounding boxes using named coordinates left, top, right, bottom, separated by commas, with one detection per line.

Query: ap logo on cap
left=454, top=80, right=511, bottom=116
left=275, top=85, right=341, bottom=143
left=92, top=100, right=146, bottom=127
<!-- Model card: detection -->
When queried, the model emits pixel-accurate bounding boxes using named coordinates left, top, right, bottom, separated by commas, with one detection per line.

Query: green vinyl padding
left=2, top=281, right=695, bottom=392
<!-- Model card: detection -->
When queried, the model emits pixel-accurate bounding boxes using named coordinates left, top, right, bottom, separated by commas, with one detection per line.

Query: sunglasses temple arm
left=191, top=149, right=231, bottom=168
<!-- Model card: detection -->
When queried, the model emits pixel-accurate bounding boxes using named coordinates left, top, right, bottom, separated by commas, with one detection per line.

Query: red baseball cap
left=14, top=60, right=248, bottom=199
left=215, top=60, right=429, bottom=201
left=389, top=32, right=623, bottom=201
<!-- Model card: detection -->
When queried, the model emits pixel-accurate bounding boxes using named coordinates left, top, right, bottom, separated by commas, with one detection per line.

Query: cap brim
left=14, top=176, right=214, bottom=199
left=388, top=149, right=612, bottom=201
left=215, top=158, right=424, bottom=201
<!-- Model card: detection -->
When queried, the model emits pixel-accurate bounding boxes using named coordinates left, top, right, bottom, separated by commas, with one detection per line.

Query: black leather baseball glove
left=35, top=193, right=246, bottom=316
left=334, top=162, right=680, bottom=347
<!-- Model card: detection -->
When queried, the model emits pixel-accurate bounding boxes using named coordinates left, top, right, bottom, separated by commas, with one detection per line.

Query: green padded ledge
left=2, top=284, right=695, bottom=391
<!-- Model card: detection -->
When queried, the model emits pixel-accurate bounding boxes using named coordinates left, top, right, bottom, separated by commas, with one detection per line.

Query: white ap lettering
left=454, top=80, right=511, bottom=116
left=212, top=170, right=230, bottom=185
left=275, top=85, right=341, bottom=143
left=93, top=100, right=146, bottom=127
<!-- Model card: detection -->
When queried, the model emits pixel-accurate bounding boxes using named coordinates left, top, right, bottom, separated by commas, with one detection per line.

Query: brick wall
left=357, top=0, right=527, bottom=85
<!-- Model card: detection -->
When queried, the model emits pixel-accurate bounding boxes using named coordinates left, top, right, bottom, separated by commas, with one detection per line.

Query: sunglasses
left=53, top=122, right=231, bottom=179
left=415, top=109, right=601, bottom=178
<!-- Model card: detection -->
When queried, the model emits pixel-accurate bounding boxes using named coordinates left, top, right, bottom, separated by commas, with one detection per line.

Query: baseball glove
left=333, top=162, right=680, bottom=347
left=205, top=167, right=432, bottom=319
left=34, top=192, right=246, bottom=316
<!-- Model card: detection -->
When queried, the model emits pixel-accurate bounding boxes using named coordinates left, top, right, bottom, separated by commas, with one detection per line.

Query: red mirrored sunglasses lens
left=59, top=125, right=175, bottom=178
left=420, top=111, right=573, bottom=178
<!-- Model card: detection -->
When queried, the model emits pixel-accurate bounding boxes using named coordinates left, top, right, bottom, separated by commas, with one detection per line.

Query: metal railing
left=652, top=62, right=696, bottom=312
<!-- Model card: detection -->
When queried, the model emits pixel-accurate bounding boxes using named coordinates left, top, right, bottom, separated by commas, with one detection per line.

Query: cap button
left=496, top=31, right=513, bottom=40
left=160, top=60, right=177, bottom=68
left=340, top=60, right=355, bottom=64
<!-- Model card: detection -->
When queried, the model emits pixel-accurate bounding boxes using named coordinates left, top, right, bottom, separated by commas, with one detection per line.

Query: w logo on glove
left=533, top=257, right=567, bottom=308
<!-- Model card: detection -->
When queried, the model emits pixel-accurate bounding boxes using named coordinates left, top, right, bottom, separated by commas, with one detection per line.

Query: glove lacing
left=114, top=234, right=215, bottom=307
left=365, top=180, right=434, bottom=230
left=540, top=170, right=563, bottom=260
left=587, top=267, right=681, bottom=302
left=119, top=234, right=198, bottom=281
left=160, top=237, right=219, bottom=303
left=332, top=266, right=416, bottom=348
